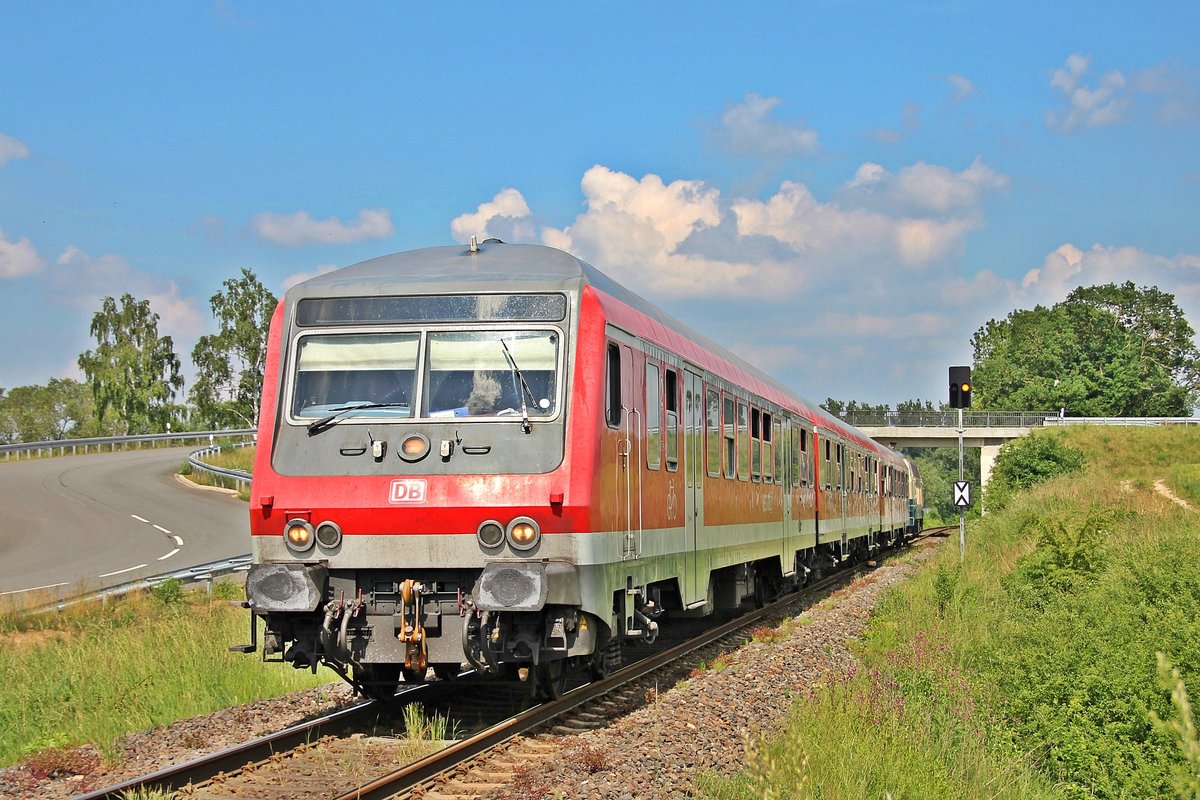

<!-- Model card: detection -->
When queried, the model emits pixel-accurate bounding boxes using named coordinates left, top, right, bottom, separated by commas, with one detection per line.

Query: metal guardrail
left=1042, top=416, right=1200, bottom=427
left=0, top=428, right=256, bottom=460
left=187, top=442, right=254, bottom=490
left=13, top=554, right=253, bottom=616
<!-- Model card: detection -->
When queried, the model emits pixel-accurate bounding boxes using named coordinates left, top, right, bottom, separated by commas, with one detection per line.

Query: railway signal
left=949, top=365, right=972, bottom=409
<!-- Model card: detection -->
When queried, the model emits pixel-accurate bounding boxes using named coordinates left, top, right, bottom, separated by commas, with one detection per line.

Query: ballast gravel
left=0, top=540, right=938, bottom=800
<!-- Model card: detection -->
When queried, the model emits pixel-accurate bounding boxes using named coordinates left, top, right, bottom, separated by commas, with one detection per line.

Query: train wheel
left=433, top=663, right=460, bottom=681
left=354, top=664, right=401, bottom=701
left=588, top=638, right=622, bottom=680
left=531, top=658, right=569, bottom=701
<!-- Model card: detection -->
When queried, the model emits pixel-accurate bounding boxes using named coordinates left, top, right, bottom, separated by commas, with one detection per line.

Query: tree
left=0, top=379, right=97, bottom=442
left=188, top=269, right=277, bottom=429
left=971, top=283, right=1200, bottom=416
left=78, top=293, right=184, bottom=434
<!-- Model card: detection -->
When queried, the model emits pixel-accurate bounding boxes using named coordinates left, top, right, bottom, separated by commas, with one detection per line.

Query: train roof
left=288, top=241, right=895, bottom=457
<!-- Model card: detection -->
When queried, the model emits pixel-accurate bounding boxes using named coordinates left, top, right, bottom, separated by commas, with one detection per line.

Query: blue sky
left=2, top=2, right=1198, bottom=407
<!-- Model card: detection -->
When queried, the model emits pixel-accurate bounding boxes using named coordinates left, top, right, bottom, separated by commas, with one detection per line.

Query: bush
left=986, top=432, right=1085, bottom=511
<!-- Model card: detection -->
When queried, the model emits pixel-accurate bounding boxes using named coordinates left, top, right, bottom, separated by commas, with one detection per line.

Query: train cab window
left=665, top=369, right=679, bottom=471
left=605, top=343, right=621, bottom=427
left=706, top=388, right=721, bottom=477
left=646, top=363, right=661, bottom=470
left=723, top=394, right=736, bottom=479
left=425, top=331, right=559, bottom=418
left=750, top=408, right=761, bottom=482
left=737, top=401, right=750, bottom=481
left=291, top=332, right=419, bottom=419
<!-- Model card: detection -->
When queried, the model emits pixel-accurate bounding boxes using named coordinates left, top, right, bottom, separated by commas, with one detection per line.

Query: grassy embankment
left=701, top=426, right=1200, bottom=800
left=0, top=582, right=336, bottom=768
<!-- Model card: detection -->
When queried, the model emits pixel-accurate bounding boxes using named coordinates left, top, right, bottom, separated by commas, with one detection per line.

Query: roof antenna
left=469, top=235, right=479, bottom=253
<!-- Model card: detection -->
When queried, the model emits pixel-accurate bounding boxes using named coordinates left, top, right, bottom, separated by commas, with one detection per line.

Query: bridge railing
left=840, top=411, right=1057, bottom=428
left=842, top=411, right=1200, bottom=428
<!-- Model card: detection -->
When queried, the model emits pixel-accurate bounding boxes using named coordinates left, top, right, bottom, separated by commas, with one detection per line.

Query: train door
left=607, top=340, right=641, bottom=561
left=838, top=439, right=849, bottom=556
left=779, top=417, right=793, bottom=574
left=684, top=370, right=704, bottom=600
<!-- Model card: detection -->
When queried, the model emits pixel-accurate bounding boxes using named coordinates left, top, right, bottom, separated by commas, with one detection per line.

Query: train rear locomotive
left=239, top=240, right=922, bottom=698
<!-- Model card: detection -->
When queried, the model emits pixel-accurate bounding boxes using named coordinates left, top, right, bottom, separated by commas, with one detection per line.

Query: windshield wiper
left=306, top=402, right=410, bottom=435
left=500, top=339, right=539, bottom=434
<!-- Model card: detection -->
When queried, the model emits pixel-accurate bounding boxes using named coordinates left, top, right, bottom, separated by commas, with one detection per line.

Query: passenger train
left=239, top=240, right=924, bottom=699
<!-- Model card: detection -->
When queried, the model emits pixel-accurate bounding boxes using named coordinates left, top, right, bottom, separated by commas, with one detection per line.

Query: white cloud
left=1020, top=242, right=1200, bottom=321
left=450, top=188, right=536, bottom=243
left=0, top=132, right=30, bottom=166
left=946, top=74, right=977, bottom=104
left=1046, top=53, right=1131, bottom=132
left=716, top=93, right=820, bottom=158
left=49, top=246, right=207, bottom=339
left=0, top=227, right=42, bottom=278
left=252, top=207, right=395, bottom=246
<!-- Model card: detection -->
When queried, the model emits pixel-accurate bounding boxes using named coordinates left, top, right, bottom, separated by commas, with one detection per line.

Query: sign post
left=949, top=366, right=972, bottom=562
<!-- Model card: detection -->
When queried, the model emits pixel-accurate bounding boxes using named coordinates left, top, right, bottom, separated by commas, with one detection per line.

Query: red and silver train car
left=241, top=241, right=922, bottom=698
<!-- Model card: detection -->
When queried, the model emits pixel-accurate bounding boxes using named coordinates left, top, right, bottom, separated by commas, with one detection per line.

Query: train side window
left=706, top=388, right=721, bottom=477
left=794, top=428, right=804, bottom=488
left=824, top=440, right=832, bottom=490
left=762, top=412, right=773, bottom=483
left=737, top=401, right=750, bottom=481
left=750, top=407, right=761, bottom=481
left=605, top=343, right=621, bottom=427
left=835, top=443, right=843, bottom=491
left=645, top=362, right=661, bottom=470
left=665, top=369, right=679, bottom=471
left=723, top=394, right=736, bottom=479
left=773, top=418, right=783, bottom=484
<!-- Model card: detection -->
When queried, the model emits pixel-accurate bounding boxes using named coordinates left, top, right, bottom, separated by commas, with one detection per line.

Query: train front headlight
left=285, top=519, right=315, bottom=553
left=315, top=521, right=342, bottom=549
left=506, top=517, right=541, bottom=551
left=477, top=520, right=505, bottom=549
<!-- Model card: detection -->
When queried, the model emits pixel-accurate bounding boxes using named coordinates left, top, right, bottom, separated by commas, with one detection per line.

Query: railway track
left=76, top=529, right=947, bottom=800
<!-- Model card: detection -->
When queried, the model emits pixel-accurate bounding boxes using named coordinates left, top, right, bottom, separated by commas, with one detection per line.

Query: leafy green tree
left=78, top=293, right=183, bottom=434
left=0, top=379, right=97, bottom=442
left=971, top=283, right=1200, bottom=415
left=188, top=269, right=277, bottom=429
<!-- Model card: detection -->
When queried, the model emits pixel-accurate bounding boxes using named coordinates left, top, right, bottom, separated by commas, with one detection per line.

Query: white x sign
left=953, top=481, right=971, bottom=507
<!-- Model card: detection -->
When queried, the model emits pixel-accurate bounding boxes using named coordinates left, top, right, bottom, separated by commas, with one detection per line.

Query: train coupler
left=398, top=579, right=429, bottom=673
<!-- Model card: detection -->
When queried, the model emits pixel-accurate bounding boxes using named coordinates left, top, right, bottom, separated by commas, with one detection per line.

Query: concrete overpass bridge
left=840, top=412, right=1198, bottom=489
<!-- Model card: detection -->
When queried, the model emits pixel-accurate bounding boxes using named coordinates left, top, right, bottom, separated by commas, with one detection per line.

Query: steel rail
left=72, top=687, right=427, bottom=800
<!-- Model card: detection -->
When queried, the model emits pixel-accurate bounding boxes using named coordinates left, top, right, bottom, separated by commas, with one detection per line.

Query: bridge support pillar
left=980, top=444, right=1001, bottom=493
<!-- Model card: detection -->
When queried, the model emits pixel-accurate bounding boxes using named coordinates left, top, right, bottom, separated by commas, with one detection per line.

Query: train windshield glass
left=291, top=333, right=419, bottom=418
left=425, top=331, right=558, bottom=418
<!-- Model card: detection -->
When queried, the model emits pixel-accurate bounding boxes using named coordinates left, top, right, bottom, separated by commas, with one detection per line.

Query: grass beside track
left=0, top=584, right=334, bottom=768
left=700, top=426, right=1200, bottom=800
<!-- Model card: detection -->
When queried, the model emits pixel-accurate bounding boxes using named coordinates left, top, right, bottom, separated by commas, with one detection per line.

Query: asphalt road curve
left=0, top=446, right=250, bottom=600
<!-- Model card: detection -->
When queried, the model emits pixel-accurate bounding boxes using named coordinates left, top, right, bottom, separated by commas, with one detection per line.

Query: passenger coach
left=240, top=240, right=922, bottom=698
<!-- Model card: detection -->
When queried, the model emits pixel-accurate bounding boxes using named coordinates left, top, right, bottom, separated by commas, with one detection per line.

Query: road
left=0, top=446, right=251, bottom=600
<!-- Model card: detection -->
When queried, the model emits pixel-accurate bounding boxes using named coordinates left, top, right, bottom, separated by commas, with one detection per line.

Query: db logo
left=389, top=479, right=428, bottom=504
